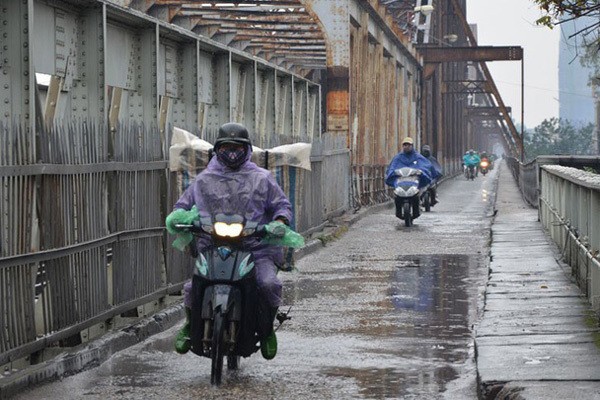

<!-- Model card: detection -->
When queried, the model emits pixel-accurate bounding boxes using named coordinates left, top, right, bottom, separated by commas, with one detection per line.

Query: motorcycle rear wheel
left=210, top=311, right=226, bottom=385
left=403, top=202, right=412, bottom=227
left=423, top=192, right=431, bottom=212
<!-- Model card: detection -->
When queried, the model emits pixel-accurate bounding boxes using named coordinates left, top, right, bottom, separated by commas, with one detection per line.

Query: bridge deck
left=2, top=162, right=600, bottom=398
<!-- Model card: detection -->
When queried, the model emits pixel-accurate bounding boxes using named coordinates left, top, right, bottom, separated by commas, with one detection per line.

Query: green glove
left=165, top=206, right=199, bottom=251
left=262, top=221, right=305, bottom=248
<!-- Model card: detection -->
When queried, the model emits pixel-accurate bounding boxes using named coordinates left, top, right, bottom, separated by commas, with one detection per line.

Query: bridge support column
left=303, top=0, right=350, bottom=136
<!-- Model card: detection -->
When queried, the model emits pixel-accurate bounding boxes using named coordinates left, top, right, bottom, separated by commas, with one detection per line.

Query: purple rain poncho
left=173, top=147, right=293, bottom=264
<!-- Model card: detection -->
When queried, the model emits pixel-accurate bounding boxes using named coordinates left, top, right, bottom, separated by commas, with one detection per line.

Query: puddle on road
left=286, top=254, right=475, bottom=340
left=286, top=254, right=479, bottom=398
left=324, top=365, right=458, bottom=399
left=387, top=255, right=472, bottom=339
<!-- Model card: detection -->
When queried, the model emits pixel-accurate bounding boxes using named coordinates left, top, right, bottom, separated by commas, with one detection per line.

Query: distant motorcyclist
left=166, top=122, right=293, bottom=360
left=462, top=149, right=480, bottom=179
left=385, top=137, right=433, bottom=219
left=479, top=151, right=492, bottom=172
left=421, top=144, right=442, bottom=205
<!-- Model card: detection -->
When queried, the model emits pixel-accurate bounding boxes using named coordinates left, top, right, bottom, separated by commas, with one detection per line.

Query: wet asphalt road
left=15, top=168, right=497, bottom=400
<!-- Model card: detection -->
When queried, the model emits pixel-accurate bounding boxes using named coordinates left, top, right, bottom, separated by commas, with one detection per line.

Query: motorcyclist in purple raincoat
left=166, top=122, right=293, bottom=359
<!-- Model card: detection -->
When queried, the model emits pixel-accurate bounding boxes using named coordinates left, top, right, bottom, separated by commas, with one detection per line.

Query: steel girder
left=448, top=0, right=523, bottom=159
left=420, top=46, right=523, bottom=63
left=116, top=0, right=329, bottom=76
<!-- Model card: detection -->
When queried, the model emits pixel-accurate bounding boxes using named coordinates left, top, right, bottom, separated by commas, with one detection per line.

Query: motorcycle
left=421, top=181, right=436, bottom=212
left=176, top=214, right=288, bottom=385
left=465, top=165, right=476, bottom=180
left=479, top=159, right=490, bottom=176
left=393, top=167, right=427, bottom=227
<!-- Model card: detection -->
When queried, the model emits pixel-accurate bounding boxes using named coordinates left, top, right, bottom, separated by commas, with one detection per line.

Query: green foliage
left=524, top=117, right=595, bottom=161
left=535, top=15, right=554, bottom=28
left=533, top=1, right=600, bottom=61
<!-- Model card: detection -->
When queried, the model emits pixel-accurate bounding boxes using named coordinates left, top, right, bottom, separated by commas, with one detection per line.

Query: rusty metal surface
left=420, top=46, right=523, bottom=63
left=118, top=0, right=327, bottom=75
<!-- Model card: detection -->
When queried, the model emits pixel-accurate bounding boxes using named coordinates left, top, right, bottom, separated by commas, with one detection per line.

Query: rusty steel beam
left=245, top=38, right=325, bottom=44
left=444, top=80, right=492, bottom=94
left=233, top=31, right=324, bottom=39
left=469, top=106, right=512, bottom=116
left=212, top=23, right=321, bottom=31
left=420, top=46, right=523, bottom=63
left=156, top=1, right=303, bottom=8
left=449, top=0, right=523, bottom=159
left=184, top=14, right=316, bottom=22
left=260, top=44, right=326, bottom=50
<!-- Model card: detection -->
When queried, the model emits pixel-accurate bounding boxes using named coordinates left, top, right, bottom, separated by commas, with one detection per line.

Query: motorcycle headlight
left=213, top=222, right=243, bottom=237
left=481, top=161, right=489, bottom=167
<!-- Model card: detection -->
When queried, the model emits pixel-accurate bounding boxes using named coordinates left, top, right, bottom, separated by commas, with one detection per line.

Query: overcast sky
left=466, top=0, right=560, bottom=128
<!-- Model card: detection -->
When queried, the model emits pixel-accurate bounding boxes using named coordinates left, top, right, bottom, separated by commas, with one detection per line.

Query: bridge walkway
left=476, top=163, right=600, bottom=399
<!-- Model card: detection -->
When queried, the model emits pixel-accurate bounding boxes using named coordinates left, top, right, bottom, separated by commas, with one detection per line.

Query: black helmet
left=422, top=144, right=431, bottom=157
left=214, top=122, right=251, bottom=150
left=214, top=122, right=251, bottom=170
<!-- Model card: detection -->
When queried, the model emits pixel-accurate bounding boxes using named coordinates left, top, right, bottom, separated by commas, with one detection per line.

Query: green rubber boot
left=260, top=330, right=277, bottom=360
left=175, top=307, right=191, bottom=354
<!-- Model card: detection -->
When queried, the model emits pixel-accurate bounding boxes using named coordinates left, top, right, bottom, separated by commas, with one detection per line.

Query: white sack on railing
left=169, top=127, right=312, bottom=172
left=169, top=127, right=213, bottom=172
left=252, top=143, right=312, bottom=171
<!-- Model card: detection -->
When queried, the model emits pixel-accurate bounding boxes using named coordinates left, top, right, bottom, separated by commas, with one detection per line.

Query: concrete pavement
left=475, top=162, right=600, bottom=399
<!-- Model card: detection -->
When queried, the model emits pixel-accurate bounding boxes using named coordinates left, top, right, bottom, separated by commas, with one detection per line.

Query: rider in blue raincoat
left=462, top=149, right=480, bottom=177
left=421, top=144, right=443, bottom=205
left=385, top=137, right=433, bottom=219
left=385, top=137, right=433, bottom=188
left=166, top=122, right=292, bottom=360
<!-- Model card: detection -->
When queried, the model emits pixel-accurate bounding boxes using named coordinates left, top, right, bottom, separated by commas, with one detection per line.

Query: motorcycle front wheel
left=211, top=311, right=226, bottom=385
left=403, top=202, right=412, bottom=227
left=227, top=355, right=240, bottom=370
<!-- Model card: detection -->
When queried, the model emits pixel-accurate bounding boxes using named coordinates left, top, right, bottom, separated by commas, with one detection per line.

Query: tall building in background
left=558, top=17, right=595, bottom=126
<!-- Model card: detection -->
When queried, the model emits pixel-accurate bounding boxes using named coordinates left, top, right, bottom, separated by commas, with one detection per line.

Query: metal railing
left=0, top=121, right=172, bottom=367
left=507, top=155, right=600, bottom=311
left=0, top=122, right=350, bottom=368
left=539, top=164, right=600, bottom=309
left=351, top=165, right=393, bottom=208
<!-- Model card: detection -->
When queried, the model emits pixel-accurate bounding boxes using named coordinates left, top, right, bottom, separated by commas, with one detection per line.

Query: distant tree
left=524, top=117, right=594, bottom=161
left=533, top=1, right=600, bottom=85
